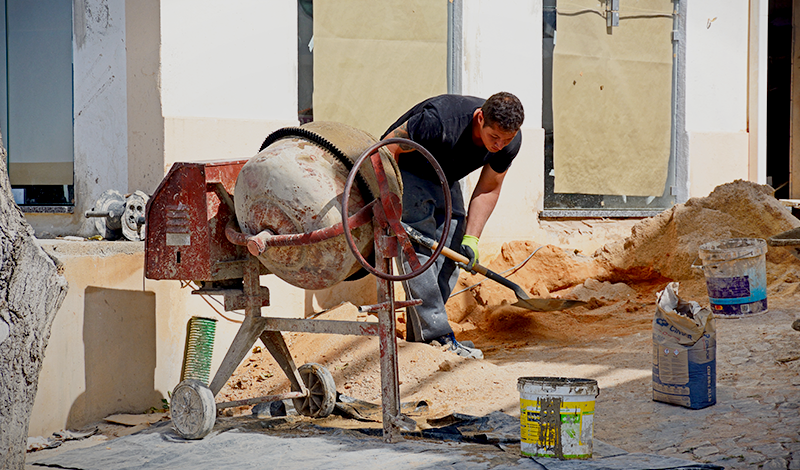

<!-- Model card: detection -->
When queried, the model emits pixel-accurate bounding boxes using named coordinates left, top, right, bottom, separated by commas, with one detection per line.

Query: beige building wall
left=685, top=0, right=753, bottom=198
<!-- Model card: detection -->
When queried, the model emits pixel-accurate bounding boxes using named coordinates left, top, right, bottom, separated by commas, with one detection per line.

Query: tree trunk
left=0, top=135, right=68, bottom=469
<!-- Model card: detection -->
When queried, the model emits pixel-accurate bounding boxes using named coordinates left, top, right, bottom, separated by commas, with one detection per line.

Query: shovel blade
left=511, top=298, right=586, bottom=312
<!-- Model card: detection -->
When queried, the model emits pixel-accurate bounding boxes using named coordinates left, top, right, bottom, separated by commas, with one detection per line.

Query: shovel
left=401, top=223, right=586, bottom=312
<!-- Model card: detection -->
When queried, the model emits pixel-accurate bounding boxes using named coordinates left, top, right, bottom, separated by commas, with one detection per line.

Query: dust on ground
left=213, top=181, right=800, bottom=466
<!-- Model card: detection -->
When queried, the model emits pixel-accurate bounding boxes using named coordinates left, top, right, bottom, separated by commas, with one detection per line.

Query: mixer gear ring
left=341, top=138, right=451, bottom=282
left=258, top=126, right=374, bottom=203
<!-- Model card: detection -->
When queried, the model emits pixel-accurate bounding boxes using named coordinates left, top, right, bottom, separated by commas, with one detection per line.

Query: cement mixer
left=233, top=122, right=402, bottom=289
left=145, top=121, right=451, bottom=443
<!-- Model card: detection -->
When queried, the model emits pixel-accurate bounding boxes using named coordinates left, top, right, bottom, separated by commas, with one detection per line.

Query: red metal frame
left=145, top=159, right=250, bottom=281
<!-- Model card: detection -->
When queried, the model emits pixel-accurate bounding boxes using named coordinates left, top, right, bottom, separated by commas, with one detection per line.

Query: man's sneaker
left=431, top=333, right=484, bottom=360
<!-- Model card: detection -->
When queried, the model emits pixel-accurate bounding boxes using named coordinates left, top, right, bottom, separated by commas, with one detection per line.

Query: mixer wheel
left=292, top=363, right=336, bottom=418
left=171, top=379, right=216, bottom=439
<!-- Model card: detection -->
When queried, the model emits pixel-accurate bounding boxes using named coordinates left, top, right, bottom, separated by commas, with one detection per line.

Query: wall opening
left=1, top=0, right=74, bottom=207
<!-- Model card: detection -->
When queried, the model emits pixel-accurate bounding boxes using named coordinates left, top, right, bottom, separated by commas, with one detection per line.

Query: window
left=542, top=0, right=679, bottom=217
left=1, top=0, right=74, bottom=207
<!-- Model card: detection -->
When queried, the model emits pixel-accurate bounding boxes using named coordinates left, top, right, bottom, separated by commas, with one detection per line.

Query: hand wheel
left=341, top=138, right=451, bottom=281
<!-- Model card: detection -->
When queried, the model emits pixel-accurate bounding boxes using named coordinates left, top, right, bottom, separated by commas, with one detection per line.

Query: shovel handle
left=400, top=223, right=491, bottom=278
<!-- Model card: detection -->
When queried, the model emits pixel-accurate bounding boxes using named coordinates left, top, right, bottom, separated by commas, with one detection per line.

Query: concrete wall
left=126, top=0, right=164, bottom=197
left=28, top=239, right=377, bottom=436
left=159, top=0, right=298, bottom=171
left=684, top=0, right=753, bottom=198
left=460, top=1, right=543, bottom=244
left=29, top=242, right=200, bottom=434
left=25, top=0, right=129, bottom=238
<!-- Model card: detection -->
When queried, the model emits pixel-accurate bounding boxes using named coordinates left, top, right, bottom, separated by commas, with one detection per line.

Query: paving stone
left=703, top=453, right=736, bottom=465
left=714, top=456, right=748, bottom=470
left=761, top=457, right=790, bottom=470
left=749, top=342, right=773, bottom=353
left=790, top=452, right=800, bottom=470
left=729, top=356, right=750, bottom=365
left=655, top=448, right=687, bottom=460
left=754, top=408, right=782, bottom=418
left=729, top=417, right=753, bottom=427
left=763, top=393, right=786, bottom=404
left=752, top=443, right=790, bottom=459
left=730, top=399, right=771, bottom=413
left=715, top=438, right=743, bottom=452
left=693, top=445, right=720, bottom=458
left=742, top=451, right=768, bottom=466
left=786, top=443, right=800, bottom=453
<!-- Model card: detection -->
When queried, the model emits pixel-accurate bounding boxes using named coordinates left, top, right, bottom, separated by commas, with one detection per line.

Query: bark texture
left=0, top=136, right=68, bottom=469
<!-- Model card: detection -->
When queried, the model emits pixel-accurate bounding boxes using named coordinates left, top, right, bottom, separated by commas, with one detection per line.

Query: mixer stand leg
left=375, top=235, right=415, bottom=442
left=208, top=314, right=265, bottom=396
left=260, top=330, right=304, bottom=393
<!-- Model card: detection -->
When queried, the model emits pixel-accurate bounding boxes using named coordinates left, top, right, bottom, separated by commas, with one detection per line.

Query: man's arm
left=382, top=121, right=416, bottom=162
left=465, top=165, right=507, bottom=238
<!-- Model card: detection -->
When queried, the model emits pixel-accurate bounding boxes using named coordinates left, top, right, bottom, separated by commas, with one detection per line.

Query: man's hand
left=458, top=235, right=480, bottom=271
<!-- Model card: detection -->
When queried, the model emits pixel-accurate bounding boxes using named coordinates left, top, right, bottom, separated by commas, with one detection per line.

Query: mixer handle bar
left=225, top=200, right=378, bottom=256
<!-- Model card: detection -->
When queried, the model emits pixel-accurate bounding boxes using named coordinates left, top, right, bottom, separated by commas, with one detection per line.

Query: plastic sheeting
left=28, top=413, right=722, bottom=470
left=552, top=0, right=673, bottom=197
left=313, top=0, right=447, bottom=138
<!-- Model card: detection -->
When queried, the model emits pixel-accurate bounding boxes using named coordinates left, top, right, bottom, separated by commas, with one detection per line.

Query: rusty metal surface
left=234, top=123, right=403, bottom=290
left=145, top=159, right=249, bottom=281
left=261, top=318, right=379, bottom=336
left=374, top=223, right=407, bottom=443
left=342, top=137, right=450, bottom=282
left=301, top=121, right=403, bottom=199
left=232, top=201, right=376, bottom=255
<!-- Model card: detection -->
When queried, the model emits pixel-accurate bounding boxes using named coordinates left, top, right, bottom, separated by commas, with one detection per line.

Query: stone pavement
left=593, top=304, right=800, bottom=470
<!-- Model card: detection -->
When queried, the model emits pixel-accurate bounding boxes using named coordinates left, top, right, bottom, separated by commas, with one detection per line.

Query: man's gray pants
left=400, top=171, right=466, bottom=343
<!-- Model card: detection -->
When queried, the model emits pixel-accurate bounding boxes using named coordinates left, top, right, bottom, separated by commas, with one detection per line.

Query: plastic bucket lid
left=698, top=238, right=767, bottom=264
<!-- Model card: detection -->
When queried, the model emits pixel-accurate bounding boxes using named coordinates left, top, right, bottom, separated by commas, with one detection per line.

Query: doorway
left=767, top=0, right=793, bottom=199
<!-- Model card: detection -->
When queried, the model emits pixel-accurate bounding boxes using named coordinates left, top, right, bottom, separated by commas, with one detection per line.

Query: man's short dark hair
left=481, top=92, right=524, bottom=132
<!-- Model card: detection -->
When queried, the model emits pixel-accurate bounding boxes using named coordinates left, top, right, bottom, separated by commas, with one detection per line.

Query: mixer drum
left=234, top=122, right=402, bottom=290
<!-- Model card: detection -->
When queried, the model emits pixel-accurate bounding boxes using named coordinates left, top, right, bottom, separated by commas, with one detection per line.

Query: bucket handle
left=691, top=252, right=763, bottom=270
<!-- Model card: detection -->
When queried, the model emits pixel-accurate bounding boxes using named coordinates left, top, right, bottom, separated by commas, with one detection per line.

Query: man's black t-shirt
left=382, top=94, right=522, bottom=186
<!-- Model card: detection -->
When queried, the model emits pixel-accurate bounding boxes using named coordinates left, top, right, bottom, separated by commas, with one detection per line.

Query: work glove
left=458, top=235, right=480, bottom=272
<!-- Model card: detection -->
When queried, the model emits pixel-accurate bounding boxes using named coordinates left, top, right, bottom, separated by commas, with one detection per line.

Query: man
left=381, top=92, right=524, bottom=359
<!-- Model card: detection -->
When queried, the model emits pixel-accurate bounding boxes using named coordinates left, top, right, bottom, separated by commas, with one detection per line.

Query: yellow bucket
left=518, top=377, right=600, bottom=460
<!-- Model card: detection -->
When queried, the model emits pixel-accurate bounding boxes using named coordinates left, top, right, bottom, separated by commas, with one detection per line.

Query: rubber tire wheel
left=171, top=379, right=216, bottom=439
left=292, top=363, right=336, bottom=418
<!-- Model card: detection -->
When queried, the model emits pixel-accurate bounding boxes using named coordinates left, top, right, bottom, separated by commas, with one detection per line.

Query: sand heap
left=446, top=180, right=800, bottom=325
left=595, top=179, right=799, bottom=281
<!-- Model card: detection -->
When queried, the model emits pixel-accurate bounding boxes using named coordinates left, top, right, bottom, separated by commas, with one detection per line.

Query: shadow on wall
left=67, top=287, right=163, bottom=429
left=304, top=275, right=377, bottom=317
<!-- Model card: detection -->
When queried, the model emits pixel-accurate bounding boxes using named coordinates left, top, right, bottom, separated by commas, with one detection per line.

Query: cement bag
left=652, top=282, right=716, bottom=409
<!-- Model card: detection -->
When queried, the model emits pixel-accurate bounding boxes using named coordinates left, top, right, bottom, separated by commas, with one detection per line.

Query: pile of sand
left=595, top=179, right=799, bottom=281
left=444, top=180, right=800, bottom=332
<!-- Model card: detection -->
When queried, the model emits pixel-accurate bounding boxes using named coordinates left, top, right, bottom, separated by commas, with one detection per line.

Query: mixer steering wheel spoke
left=341, top=138, right=451, bottom=282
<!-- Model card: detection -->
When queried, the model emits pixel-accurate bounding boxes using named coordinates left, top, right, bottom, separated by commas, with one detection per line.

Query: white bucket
left=696, top=238, right=768, bottom=317
left=517, top=377, right=599, bottom=460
